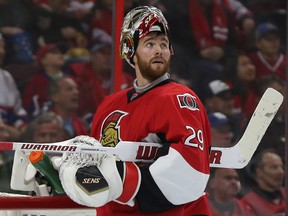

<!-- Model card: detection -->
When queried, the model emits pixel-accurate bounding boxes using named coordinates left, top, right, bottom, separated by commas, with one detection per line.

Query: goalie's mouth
left=152, top=58, right=164, bottom=64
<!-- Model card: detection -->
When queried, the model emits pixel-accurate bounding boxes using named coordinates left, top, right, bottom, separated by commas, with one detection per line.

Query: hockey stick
left=210, top=87, right=283, bottom=168
left=0, top=88, right=283, bottom=168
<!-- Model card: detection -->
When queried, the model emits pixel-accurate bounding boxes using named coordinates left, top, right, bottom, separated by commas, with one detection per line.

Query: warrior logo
left=177, top=93, right=199, bottom=111
left=99, top=110, right=128, bottom=147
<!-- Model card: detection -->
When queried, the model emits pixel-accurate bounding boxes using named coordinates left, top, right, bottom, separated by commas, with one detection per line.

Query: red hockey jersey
left=90, top=78, right=211, bottom=215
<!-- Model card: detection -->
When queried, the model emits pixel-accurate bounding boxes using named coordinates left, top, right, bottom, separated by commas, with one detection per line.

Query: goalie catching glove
left=55, top=135, right=141, bottom=207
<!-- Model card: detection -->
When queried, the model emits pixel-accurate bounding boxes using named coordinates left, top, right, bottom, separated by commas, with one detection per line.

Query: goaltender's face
left=133, top=32, right=171, bottom=83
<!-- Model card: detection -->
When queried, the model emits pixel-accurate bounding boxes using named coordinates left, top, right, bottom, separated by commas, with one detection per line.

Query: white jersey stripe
left=149, top=148, right=209, bottom=205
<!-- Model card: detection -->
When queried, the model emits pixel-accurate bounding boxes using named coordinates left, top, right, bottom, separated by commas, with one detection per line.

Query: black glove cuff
left=116, top=161, right=124, bottom=180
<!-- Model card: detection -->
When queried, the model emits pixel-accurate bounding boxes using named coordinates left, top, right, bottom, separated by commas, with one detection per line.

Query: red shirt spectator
left=248, top=51, right=286, bottom=80
left=248, top=22, right=286, bottom=80
left=225, top=53, right=257, bottom=119
left=209, top=199, right=255, bottom=216
left=241, top=150, right=285, bottom=216
left=208, top=168, right=255, bottom=216
left=242, top=188, right=285, bottom=216
left=68, top=30, right=134, bottom=116
left=70, top=62, right=133, bottom=116
left=48, top=77, right=89, bottom=138
left=22, top=44, right=68, bottom=117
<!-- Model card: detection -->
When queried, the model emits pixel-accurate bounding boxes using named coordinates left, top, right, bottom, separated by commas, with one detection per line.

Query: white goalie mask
left=120, top=6, right=172, bottom=66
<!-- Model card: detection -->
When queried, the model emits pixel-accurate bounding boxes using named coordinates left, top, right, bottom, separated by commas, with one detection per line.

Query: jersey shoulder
left=155, top=81, right=200, bottom=101
left=148, top=81, right=205, bottom=113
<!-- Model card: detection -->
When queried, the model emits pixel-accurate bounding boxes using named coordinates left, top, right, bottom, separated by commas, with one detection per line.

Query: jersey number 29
left=184, top=126, right=204, bottom=150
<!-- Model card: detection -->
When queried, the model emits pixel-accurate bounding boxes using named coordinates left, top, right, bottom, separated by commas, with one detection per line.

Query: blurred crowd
left=0, top=0, right=286, bottom=215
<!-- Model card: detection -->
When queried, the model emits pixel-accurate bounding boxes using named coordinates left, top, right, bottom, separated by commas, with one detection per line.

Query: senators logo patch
left=177, top=93, right=199, bottom=111
left=76, top=166, right=109, bottom=195
left=100, top=110, right=128, bottom=147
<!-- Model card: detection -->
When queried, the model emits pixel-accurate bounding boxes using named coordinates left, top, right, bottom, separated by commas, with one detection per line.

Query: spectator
left=208, top=168, right=254, bottom=216
left=0, top=0, right=35, bottom=64
left=68, top=30, right=134, bottom=118
left=65, top=0, right=95, bottom=62
left=22, top=43, right=68, bottom=117
left=21, top=111, right=65, bottom=143
left=0, top=33, right=30, bottom=192
left=87, top=0, right=135, bottom=39
left=67, top=0, right=95, bottom=23
left=241, top=0, right=286, bottom=48
left=247, top=22, right=286, bottom=80
left=32, top=0, right=88, bottom=54
left=48, top=77, right=89, bottom=138
left=225, top=52, right=257, bottom=118
left=255, top=74, right=285, bottom=105
left=155, top=0, right=255, bottom=98
left=241, top=150, right=285, bottom=216
left=88, top=0, right=113, bottom=37
left=208, top=112, right=233, bottom=147
left=160, top=0, right=255, bottom=60
left=0, top=33, right=28, bottom=141
left=204, top=79, right=242, bottom=142
left=0, top=118, right=11, bottom=141
left=254, top=75, right=285, bottom=162
left=10, top=112, right=65, bottom=199
left=205, top=80, right=234, bottom=116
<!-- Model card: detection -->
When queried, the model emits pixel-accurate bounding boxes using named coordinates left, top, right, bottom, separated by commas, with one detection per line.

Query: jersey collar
left=133, top=73, right=170, bottom=93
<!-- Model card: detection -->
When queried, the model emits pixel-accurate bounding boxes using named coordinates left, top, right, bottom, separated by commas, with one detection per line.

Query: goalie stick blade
left=210, top=88, right=283, bottom=168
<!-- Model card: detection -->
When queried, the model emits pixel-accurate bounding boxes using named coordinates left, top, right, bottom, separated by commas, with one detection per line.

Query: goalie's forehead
left=120, top=6, right=170, bottom=60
